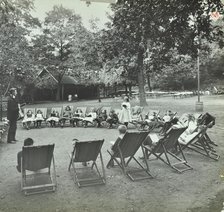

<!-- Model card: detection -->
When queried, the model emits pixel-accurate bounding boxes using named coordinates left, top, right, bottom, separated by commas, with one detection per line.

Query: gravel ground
left=0, top=95, right=223, bottom=212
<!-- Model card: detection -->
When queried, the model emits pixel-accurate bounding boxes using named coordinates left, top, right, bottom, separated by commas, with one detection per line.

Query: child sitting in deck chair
left=34, top=110, right=45, bottom=128
left=71, top=109, right=84, bottom=127
left=82, top=108, right=97, bottom=127
left=60, top=105, right=72, bottom=127
left=22, top=110, right=35, bottom=130
left=94, top=109, right=108, bottom=128
left=47, top=110, right=60, bottom=127
left=106, top=110, right=119, bottom=128
left=107, top=125, right=127, bottom=168
left=16, top=138, right=34, bottom=173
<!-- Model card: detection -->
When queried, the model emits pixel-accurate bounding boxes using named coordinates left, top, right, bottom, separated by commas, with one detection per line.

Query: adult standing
left=7, top=88, right=20, bottom=144
left=119, top=96, right=132, bottom=127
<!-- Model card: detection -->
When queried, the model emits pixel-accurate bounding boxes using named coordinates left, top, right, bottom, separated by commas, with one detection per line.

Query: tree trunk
left=147, top=73, right=152, bottom=92
left=124, top=83, right=128, bottom=96
left=137, top=49, right=147, bottom=106
left=56, top=83, right=61, bottom=101
left=128, top=84, right=132, bottom=96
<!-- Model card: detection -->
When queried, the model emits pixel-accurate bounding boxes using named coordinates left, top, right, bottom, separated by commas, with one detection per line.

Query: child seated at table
left=34, top=109, right=44, bottom=128
left=106, top=110, right=119, bottom=128
left=22, top=109, right=35, bottom=130
left=107, top=125, right=127, bottom=168
left=71, top=109, right=83, bottom=127
left=47, top=110, right=60, bottom=127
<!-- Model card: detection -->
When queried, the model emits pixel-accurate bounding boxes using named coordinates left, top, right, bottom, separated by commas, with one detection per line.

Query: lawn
left=0, top=95, right=223, bottom=212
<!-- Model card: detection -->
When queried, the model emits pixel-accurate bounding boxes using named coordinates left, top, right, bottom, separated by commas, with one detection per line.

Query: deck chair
left=76, top=107, right=87, bottom=117
left=21, top=144, right=57, bottom=195
left=196, top=113, right=217, bottom=146
left=60, top=105, right=74, bottom=127
left=101, top=106, right=111, bottom=115
left=46, top=107, right=62, bottom=127
left=129, top=106, right=144, bottom=129
left=35, top=108, right=48, bottom=127
left=143, top=127, right=192, bottom=173
left=22, top=108, right=36, bottom=129
left=178, top=125, right=219, bottom=161
left=107, top=132, right=153, bottom=181
left=68, top=139, right=106, bottom=187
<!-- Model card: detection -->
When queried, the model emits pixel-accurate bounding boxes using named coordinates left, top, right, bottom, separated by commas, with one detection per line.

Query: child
left=107, top=125, right=127, bottom=168
left=178, top=114, right=199, bottom=145
left=82, top=108, right=97, bottom=127
left=22, top=109, right=35, bottom=130
left=71, top=109, right=83, bottom=127
left=47, top=110, right=60, bottom=127
left=17, top=138, right=34, bottom=173
left=94, top=109, right=107, bottom=128
left=60, top=106, right=72, bottom=127
left=34, top=110, right=44, bottom=128
left=106, top=110, right=119, bottom=128
left=119, top=96, right=131, bottom=127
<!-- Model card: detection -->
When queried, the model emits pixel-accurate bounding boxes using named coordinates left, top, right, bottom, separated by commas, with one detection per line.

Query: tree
left=0, top=0, right=40, bottom=95
left=33, top=5, right=86, bottom=101
left=101, top=0, right=224, bottom=106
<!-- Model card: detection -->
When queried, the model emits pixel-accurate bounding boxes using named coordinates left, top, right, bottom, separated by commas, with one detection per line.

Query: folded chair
left=107, top=132, right=153, bottom=181
left=178, top=125, right=219, bottom=161
left=68, top=139, right=106, bottom=187
left=143, top=127, right=192, bottom=173
left=21, top=144, right=57, bottom=195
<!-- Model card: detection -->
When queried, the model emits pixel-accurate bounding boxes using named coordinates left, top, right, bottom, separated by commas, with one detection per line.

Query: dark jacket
left=7, top=96, right=19, bottom=121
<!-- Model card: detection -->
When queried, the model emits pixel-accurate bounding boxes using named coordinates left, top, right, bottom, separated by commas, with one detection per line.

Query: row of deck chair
left=20, top=124, right=219, bottom=195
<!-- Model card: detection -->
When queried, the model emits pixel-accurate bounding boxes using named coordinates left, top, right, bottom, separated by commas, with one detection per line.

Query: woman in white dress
left=119, top=96, right=131, bottom=127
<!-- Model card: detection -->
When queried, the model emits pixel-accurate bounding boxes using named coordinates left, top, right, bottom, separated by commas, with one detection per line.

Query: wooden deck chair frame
left=68, top=139, right=106, bottom=187
left=179, top=125, right=219, bottom=161
left=21, top=144, right=57, bottom=195
left=143, top=127, right=192, bottom=173
left=107, top=132, right=153, bottom=181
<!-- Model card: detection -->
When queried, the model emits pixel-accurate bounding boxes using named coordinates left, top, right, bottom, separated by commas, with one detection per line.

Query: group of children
left=21, top=106, right=120, bottom=129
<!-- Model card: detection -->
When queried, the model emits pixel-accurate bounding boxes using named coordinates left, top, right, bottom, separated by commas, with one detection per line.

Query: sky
left=31, top=0, right=112, bottom=30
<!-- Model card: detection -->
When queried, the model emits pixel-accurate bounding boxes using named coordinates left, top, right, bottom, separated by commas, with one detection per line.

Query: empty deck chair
left=21, top=144, right=57, bottom=195
left=68, top=139, right=106, bottom=187
left=107, top=132, right=153, bottom=181
left=178, top=125, right=219, bottom=161
left=143, top=127, right=192, bottom=173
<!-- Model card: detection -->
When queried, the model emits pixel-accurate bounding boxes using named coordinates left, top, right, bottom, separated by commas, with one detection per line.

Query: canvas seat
left=34, top=108, right=48, bottom=127
left=107, top=132, right=153, bottom=181
left=46, top=107, right=62, bottom=127
left=143, top=127, right=192, bottom=173
left=178, top=125, right=219, bottom=161
left=21, top=144, right=57, bottom=195
left=68, top=139, right=106, bottom=187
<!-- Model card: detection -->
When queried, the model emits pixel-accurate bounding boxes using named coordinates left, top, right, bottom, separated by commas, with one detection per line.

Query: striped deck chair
left=143, top=127, right=192, bottom=173
left=107, top=131, right=153, bottom=181
left=21, top=144, right=57, bottom=195
left=68, top=139, right=106, bottom=187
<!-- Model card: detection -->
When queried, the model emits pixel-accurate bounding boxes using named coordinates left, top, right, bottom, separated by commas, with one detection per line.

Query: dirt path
left=0, top=95, right=223, bottom=212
